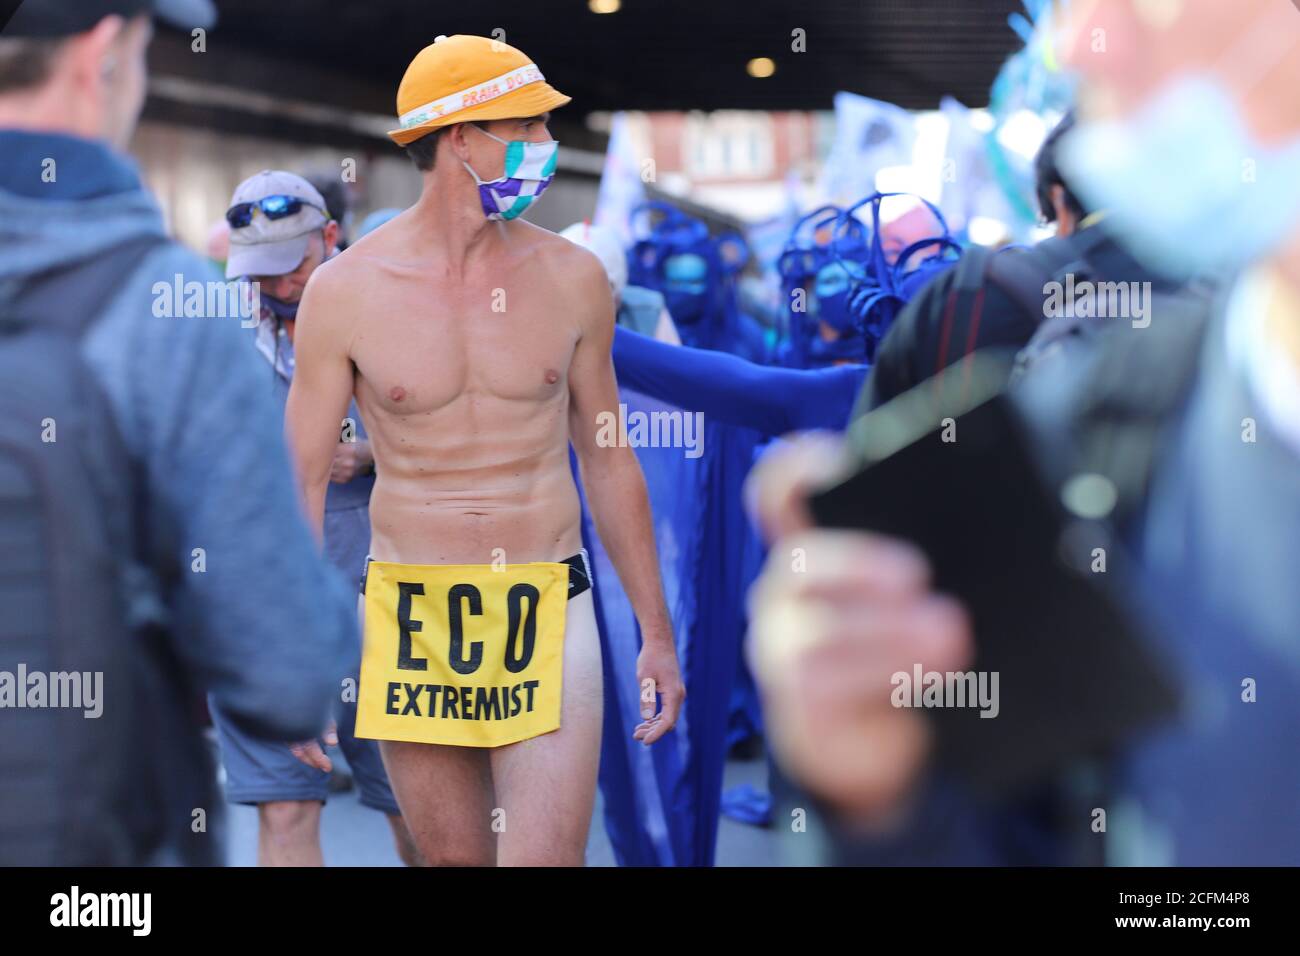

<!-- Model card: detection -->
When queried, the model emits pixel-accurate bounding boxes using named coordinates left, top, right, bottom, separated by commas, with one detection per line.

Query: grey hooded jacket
left=0, top=129, right=356, bottom=858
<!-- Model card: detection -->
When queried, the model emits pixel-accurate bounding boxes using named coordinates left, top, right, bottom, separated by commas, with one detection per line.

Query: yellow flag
left=356, top=561, right=568, bottom=747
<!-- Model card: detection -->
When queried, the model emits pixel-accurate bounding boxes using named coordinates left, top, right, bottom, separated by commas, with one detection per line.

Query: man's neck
left=408, top=173, right=502, bottom=277
left=0, top=89, right=98, bottom=143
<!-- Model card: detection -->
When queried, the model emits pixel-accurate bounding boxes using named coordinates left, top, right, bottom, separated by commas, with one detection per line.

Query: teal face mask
left=662, top=252, right=710, bottom=324
left=462, top=124, right=559, bottom=221
left=663, top=252, right=709, bottom=291
left=813, top=261, right=860, bottom=333
left=1060, top=73, right=1300, bottom=281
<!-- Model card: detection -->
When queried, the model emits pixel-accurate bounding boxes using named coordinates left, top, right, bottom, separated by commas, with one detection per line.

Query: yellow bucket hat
left=388, top=35, right=572, bottom=147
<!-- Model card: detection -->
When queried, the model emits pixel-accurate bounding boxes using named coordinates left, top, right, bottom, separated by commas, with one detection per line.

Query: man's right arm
left=285, top=260, right=358, bottom=539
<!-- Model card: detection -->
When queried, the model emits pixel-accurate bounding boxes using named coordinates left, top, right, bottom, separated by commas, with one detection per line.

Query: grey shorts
left=210, top=503, right=401, bottom=815
left=209, top=688, right=401, bottom=816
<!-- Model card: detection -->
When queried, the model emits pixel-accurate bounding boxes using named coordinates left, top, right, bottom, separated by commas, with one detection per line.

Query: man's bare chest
left=349, top=288, right=579, bottom=417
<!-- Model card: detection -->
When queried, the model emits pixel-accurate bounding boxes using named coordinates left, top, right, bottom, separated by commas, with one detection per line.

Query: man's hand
left=330, top=440, right=373, bottom=484
left=288, top=719, right=339, bottom=773
left=633, top=632, right=685, bottom=746
left=745, top=434, right=973, bottom=824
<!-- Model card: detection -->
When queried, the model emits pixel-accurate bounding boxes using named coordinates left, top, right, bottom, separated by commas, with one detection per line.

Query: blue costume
left=628, top=201, right=770, bottom=362
left=609, top=329, right=866, bottom=835
left=590, top=195, right=961, bottom=862
left=777, top=194, right=962, bottom=369
left=613, top=326, right=865, bottom=435
left=775, top=204, right=868, bottom=368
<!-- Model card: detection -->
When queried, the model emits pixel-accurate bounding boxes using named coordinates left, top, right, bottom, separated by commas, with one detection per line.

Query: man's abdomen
left=366, top=461, right=583, bottom=566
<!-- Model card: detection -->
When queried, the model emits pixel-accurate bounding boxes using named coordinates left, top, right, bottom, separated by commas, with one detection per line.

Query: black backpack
left=1055, top=288, right=1217, bottom=532
left=0, top=235, right=201, bottom=865
left=964, top=226, right=1220, bottom=526
left=934, top=227, right=1117, bottom=368
left=936, top=224, right=1217, bottom=388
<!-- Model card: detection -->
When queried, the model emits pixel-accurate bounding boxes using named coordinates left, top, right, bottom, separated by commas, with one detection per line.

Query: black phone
left=808, top=359, right=1179, bottom=798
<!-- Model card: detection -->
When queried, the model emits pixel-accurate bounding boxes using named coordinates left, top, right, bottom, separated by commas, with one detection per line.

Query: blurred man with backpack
left=0, top=0, right=357, bottom=864
left=748, top=0, right=1300, bottom=866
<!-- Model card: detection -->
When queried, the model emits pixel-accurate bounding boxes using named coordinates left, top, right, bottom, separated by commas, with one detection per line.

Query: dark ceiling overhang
left=161, top=0, right=1024, bottom=119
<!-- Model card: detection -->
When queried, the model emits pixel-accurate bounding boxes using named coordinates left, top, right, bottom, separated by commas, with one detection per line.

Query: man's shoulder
left=522, top=224, right=612, bottom=330
left=525, top=221, right=606, bottom=280
left=298, top=249, right=369, bottom=335
left=304, top=245, right=364, bottom=294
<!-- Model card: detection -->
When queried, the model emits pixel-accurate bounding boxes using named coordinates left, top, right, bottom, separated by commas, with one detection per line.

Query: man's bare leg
left=380, top=741, right=496, bottom=866
left=257, top=800, right=323, bottom=866
left=360, top=593, right=494, bottom=867
left=386, top=813, right=428, bottom=867
left=258, top=800, right=427, bottom=867
left=490, top=589, right=604, bottom=866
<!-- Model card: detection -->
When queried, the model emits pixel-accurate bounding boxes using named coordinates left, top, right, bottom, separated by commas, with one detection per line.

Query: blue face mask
left=663, top=253, right=710, bottom=325
left=813, top=262, right=860, bottom=333
left=665, top=290, right=707, bottom=325
left=261, top=292, right=299, bottom=321
left=1060, top=74, right=1300, bottom=281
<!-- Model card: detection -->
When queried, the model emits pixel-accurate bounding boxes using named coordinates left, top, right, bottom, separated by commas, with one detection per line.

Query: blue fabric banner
left=580, top=387, right=763, bottom=865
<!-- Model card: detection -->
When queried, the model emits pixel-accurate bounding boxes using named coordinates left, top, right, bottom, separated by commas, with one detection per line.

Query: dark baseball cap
left=3, top=0, right=216, bottom=38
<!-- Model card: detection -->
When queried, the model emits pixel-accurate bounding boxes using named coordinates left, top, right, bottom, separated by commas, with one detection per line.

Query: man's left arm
left=566, top=252, right=685, bottom=745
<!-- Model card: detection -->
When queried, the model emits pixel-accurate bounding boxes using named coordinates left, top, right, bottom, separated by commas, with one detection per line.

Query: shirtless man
left=285, top=34, right=684, bottom=866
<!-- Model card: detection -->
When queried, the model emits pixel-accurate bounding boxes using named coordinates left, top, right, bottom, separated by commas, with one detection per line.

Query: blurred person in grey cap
left=215, top=170, right=423, bottom=867
left=0, top=0, right=357, bottom=864
left=226, top=170, right=334, bottom=286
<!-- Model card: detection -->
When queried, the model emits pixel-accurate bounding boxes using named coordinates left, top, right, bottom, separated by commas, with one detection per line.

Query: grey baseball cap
left=225, top=170, right=332, bottom=280
left=3, top=0, right=216, bottom=37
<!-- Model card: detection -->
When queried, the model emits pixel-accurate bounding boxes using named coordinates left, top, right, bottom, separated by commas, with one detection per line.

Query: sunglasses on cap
left=226, top=195, right=328, bottom=230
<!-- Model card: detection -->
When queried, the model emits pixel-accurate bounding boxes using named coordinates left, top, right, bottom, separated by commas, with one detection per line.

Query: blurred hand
left=330, top=440, right=373, bottom=484
left=745, top=431, right=851, bottom=543
left=289, top=719, right=338, bottom=773
left=745, top=432, right=974, bottom=824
